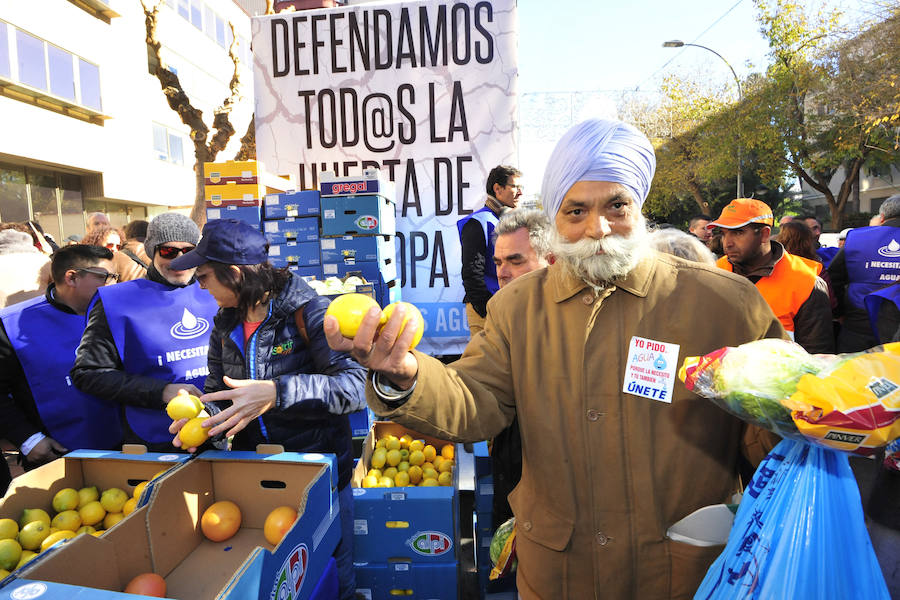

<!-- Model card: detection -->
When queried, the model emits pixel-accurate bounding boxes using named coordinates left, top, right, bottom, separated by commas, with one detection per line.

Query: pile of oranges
left=360, top=433, right=455, bottom=488
left=200, top=501, right=298, bottom=548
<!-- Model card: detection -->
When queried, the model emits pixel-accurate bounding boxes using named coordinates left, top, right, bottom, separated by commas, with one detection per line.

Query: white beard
left=550, top=216, right=650, bottom=287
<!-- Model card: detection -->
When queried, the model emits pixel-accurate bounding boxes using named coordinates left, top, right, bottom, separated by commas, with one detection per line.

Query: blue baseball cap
left=170, top=219, right=269, bottom=270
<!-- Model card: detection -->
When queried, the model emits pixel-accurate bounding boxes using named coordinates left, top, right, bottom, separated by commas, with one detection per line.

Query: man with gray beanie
left=324, top=119, right=786, bottom=598
left=72, top=212, right=219, bottom=450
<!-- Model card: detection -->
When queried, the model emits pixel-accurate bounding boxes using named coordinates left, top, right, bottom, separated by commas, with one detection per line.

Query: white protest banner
left=252, top=0, right=518, bottom=355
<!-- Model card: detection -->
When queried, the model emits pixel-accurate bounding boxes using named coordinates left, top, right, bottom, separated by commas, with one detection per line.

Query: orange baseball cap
left=707, top=198, right=774, bottom=229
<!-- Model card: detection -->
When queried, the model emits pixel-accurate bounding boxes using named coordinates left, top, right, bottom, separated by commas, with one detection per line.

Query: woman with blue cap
left=169, top=218, right=366, bottom=600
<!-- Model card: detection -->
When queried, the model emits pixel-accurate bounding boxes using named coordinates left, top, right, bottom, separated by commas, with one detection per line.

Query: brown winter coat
left=112, top=240, right=149, bottom=282
left=368, top=252, right=785, bottom=599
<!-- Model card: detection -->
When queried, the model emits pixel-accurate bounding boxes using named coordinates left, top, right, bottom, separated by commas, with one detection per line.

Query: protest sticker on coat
left=623, top=336, right=680, bottom=403
left=252, top=0, right=518, bottom=355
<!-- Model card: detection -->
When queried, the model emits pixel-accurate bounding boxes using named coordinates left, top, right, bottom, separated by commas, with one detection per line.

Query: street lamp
left=663, top=40, right=743, bottom=198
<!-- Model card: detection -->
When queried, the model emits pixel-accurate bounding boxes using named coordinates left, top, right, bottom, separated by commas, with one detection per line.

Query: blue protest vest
left=844, top=226, right=900, bottom=308
left=95, top=279, right=218, bottom=444
left=456, top=206, right=500, bottom=295
left=0, top=295, right=123, bottom=450
left=864, top=284, right=900, bottom=344
left=816, top=245, right=839, bottom=267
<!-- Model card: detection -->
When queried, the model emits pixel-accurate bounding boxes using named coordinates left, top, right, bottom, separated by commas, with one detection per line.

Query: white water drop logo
left=170, top=308, right=210, bottom=340
left=878, top=239, right=900, bottom=258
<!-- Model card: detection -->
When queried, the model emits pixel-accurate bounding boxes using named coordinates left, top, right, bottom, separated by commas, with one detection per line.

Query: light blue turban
left=541, top=119, right=656, bottom=218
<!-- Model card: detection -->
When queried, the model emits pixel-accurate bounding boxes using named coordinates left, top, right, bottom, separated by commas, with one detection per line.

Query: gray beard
left=549, top=217, right=649, bottom=287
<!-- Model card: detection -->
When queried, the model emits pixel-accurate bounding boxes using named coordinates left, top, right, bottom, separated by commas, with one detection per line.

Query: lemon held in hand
left=166, top=390, right=203, bottom=420
left=325, top=293, right=383, bottom=338
left=380, top=302, right=423, bottom=350
left=178, top=417, right=210, bottom=449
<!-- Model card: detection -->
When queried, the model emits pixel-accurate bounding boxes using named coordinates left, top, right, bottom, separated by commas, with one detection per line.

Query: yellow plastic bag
left=789, top=343, right=900, bottom=454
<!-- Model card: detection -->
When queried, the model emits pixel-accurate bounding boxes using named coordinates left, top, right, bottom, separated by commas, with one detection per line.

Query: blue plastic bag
left=695, top=439, right=890, bottom=599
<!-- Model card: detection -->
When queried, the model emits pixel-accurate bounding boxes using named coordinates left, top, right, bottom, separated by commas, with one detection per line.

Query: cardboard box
left=287, top=265, right=324, bottom=279
left=7, top=449, right=340, bottom=600
left=319, top=169, right=394, bottom=199
left=268, top=241, right=321, bottom=267
left=351, top=423, right=459, bottom=564
left=263, top=217, right=320, bottom=244
left=353, top=561, right=458, bottom=600
left=265, top=191, right=321, bottom=220
left=205, top=182, right=268, bottom=203
left=320, top=195, right=396, bottom=237
left=475, top=474, right=494, bottom=515
left=348, top=409, right=373, bottom=439
left=321, top=257, right=396, bottom=286
left=206, top=202, right=262, bottom=227
left=204, top=160, right=260, bottom=185
left=319, top=235, right=394, bottom=265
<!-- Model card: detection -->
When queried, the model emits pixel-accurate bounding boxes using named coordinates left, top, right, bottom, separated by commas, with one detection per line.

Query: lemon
left=0, top=539, right=22, bottom=571
left=397, top=461, right=410, bottom=472
left=51, top=488, right=80, bottom=513
left=79, top=501, right=106, bottom=527
left=380, top=302, right=424, bottom=349
left=438, top=459, right=454, bottom=474
left=166, top=391, right=204, bottom=420
left=77, top=486, right=99, bottom=509
left=407, top=465, right=423, bottom=485
left=325, top=293, right=383, bottom=338
left=422, top=445, right=436, bottom=462
left=441, top=444, right=455, bottom=460
left=437, top=471, right=452, bottom=486
left=18, top=509, right=50, bottom=530
left=0, top=519, right=18, bottom=541
left=366, top=468, right=383, bottom=479
left=178, top=417, right=210, bottom=448
left=50, top=510, right=81, bottom=532
left=370, top=448, right=387, bottom=470
left=15, top=550, right=36, bottom=569
left=433, top=456, right=444, bottom=471
left=123, top=498, right=138, bottom=516
left=40, top=530, right=75, bottom=553
left=399, top=434, right=413, bottom=449
left=362, top=475, right=379, bottom=488
left=408, top=439, right=425, bottom=453
left=421, top=478, right=439, bottom=487
left=0, top=568, right=8, bottom=579
left=100, top=488, right=128, bottom=513
left=132, top=481, right=149, bottom=501
left=384, top=436, right=401, bottom=451
left=17, top=521, right=50, bottom=551
left=375, top=438, right=387, bottom=450
left=75, top=525, right=96, bottom=535
left=394, top=471, right=410, bottom=487
left=383, top=467, right=398, bottom=481
left=103, top=512, right=124, bottom=530
left=422, top=467, right=438, bottom=481
left=377, top=476, right=394, bottom=488
left=408, top=450, right=425, bottom=467
left=151, top=469, right=168, bottom=480
left=386, top=449, right=402, bottom=467
left=422, top=462, right=435, bottom=473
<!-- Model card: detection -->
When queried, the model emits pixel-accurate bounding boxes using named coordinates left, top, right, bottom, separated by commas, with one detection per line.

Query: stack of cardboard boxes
left=203, top=160, right=293, bottom=229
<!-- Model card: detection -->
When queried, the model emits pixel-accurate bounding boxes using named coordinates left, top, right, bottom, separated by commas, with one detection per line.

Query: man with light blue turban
left=324, top=119, right=786, bottom=599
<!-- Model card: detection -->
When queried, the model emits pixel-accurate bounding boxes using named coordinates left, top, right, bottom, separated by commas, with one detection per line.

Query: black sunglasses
left=157, top=245, right=195, bottom=259
left=76, top=268, right=119, bottom=283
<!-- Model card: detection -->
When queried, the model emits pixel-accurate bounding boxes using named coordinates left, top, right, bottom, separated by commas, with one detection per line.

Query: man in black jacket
left=1, top=245, right=118, bottom=469
left=71, top=213, right=219, bottom=451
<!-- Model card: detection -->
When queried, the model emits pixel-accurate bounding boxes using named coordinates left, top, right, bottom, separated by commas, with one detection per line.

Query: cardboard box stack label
left=351, top=422, right=459, bottom=600
left=1, top=449, right=340, bottom=600
left=319, top=170, right=401, bottom=307
left=203, top=160, right=293, bottom=228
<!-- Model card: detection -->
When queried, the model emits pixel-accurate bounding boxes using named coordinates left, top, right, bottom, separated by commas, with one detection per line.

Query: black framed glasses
left=157, top=245, right=195, bottom=259
left=76, top=268, right=119, bottom=283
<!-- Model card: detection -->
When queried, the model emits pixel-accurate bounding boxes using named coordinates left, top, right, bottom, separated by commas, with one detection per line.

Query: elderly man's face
left=554, top=181, right=639, bottom=243
left=494, top=227, right=547, bottom=288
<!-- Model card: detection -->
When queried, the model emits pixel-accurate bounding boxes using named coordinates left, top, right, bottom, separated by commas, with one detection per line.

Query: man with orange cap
left=708, top=198, right=834, bottom=353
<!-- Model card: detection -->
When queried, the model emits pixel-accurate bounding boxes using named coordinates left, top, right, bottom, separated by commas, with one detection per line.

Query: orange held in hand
left=201, top=500, right=242, bottom=542
left=263, top=506, right=298, bottom=546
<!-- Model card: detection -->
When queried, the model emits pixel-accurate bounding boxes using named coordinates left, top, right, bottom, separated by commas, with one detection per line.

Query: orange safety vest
left=717, top=252, right=819, bottom=333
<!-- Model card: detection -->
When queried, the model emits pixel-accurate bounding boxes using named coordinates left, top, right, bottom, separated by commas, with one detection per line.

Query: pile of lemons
left=361, top=433, right=455, bottom=488
left=0, top=472, right=165, bottom=577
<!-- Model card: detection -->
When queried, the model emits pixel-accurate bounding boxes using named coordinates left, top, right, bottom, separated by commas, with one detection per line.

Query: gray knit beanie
left=145, top=213, right=201, bottom=257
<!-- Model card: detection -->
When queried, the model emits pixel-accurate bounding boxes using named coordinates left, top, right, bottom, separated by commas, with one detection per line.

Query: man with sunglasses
left=0, top=245, right=122, bottom=470
left=457, top=164, right=524, bottom=336
left=71, top=213, right=219, bottom=450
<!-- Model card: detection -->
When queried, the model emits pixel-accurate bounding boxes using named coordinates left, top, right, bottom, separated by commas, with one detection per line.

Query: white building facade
left=0, top=0, right=255, bottom=241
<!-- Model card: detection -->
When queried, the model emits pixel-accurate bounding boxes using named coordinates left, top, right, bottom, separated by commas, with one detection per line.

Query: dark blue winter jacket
left=205, top=272, right=366, bottom=488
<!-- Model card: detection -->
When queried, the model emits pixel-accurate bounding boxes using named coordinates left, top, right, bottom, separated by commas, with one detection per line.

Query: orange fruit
left=263, top=506, right=297, bottom=546
left=201, top=501, right=241, bottom=542
left=124, top=572, right=167, bottom=597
